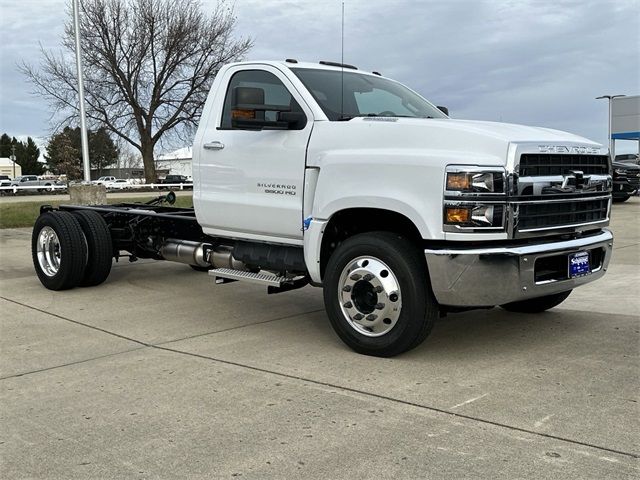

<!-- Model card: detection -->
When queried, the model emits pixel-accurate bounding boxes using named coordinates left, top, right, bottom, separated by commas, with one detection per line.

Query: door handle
left=204, top=141, right=225, bottom=150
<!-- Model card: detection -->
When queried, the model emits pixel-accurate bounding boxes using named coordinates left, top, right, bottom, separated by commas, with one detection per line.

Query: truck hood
left=423, top=118, right=599, bottom=144
left=307, top=118, right=603, bottom=168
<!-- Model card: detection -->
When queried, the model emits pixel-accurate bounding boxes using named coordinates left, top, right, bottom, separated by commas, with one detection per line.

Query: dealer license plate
left=569, top=251, right=591, bottom=278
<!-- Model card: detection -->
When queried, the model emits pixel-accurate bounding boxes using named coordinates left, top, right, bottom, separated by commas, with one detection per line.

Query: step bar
left=208, top=268, right=289, bottom=287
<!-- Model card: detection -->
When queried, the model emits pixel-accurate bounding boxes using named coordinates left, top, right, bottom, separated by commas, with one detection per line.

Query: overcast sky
left=0, top=0, right=638, bottom=153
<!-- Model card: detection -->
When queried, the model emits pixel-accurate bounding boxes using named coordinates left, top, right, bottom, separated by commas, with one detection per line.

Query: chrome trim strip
left=424, top=229, right=612, bottom=256
left=510, top=194, right=611, bottom=205
left=518, top=218, right=609, bottom=233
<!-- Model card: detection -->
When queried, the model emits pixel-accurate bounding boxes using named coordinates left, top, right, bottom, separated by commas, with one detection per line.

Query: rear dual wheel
left=72, top=210, right=113, bottom=286
left=32, top=210, right=112, bottom=290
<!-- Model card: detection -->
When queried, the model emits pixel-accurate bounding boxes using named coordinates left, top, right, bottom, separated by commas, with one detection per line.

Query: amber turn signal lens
left=446, top=172, right=471, bottom=191
left=445, top=207, right=470, bottom=223
left=231, top=109, right=255, bottom=119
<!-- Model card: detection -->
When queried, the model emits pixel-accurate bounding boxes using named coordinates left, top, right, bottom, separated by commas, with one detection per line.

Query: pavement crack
left=3, top=296, right=638, bottom=460
left=1, top=296, right=150, bottom=347
left=613, top=242, right=640, bottom=251
left=154, top=308, right=324, bottom=346
left=153, top=344, right=640, bottom=460
left=0, top=347, right=146, bottom=380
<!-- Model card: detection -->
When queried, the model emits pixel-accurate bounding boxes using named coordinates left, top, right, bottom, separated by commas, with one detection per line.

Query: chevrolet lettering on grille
left=538, top=145, right=601, bottom=154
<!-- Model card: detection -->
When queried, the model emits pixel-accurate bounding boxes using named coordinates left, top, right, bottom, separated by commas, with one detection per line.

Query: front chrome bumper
left=424, top=229, right=613, bottom=307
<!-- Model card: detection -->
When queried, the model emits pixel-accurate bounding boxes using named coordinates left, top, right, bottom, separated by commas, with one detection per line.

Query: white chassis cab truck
left=31, top=60, right=614, bottom=357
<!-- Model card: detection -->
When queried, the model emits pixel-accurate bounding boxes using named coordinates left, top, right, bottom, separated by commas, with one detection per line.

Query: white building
left=155, top=147, right=192, bottom=178
left=0, top=157, right=22, bottom=178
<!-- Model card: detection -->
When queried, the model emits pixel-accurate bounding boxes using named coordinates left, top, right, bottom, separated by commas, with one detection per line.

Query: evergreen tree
left=89, top=127, right=120, bottom=176
left=0, top=133, right=44, bottom=175
left=45, top=129, right=82, bottom=180
left=14, top=137, right=44, bottom=175
left=45, top=127, right=119, bottom=178
left=0, top=133, right=12, bottom=158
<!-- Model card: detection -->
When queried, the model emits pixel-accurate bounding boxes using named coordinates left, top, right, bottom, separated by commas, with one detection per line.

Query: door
left=196, top=66, right=313, bottom=244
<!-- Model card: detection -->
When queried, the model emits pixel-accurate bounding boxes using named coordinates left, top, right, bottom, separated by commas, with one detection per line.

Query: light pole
left=10, top=144, right=16, bottom=178
left=596, top=94, right=625, bottom=160
left=72, top=0, right=91, bottom=182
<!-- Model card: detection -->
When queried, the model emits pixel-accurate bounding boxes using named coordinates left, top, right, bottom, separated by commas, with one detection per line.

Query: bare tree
left=22, top=0, right=251, bottom=181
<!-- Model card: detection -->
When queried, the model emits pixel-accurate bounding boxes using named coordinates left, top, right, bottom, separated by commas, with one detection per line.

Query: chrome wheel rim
left=338, top=256, right=402, bottom=337
left=37, top=226, right=61, bottom=277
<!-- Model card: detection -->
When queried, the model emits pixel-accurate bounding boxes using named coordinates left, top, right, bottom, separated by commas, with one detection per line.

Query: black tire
left=500, top=290, right=572, bottom=313
left=323, top=232, right=438, bottom=357
left=72, top=210, right=113, bottom=286
left=32, top=211, right=87, bottom=290
left=613, top=195, right=630, bottom=203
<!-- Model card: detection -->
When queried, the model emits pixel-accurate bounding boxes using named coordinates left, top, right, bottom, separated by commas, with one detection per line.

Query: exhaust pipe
left=160, top=239, right=210, bottom=267
left=160, top=239, right=245, bottom=270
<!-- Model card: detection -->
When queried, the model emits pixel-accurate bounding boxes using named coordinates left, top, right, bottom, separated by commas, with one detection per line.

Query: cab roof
left=226, top=60, right=384, bottom=78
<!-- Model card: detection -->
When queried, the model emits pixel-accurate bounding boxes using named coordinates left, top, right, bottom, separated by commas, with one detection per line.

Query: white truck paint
left=33, top=60, right=614, bottom=356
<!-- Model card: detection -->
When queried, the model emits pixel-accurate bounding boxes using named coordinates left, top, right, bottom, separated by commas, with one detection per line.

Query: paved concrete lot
left=1, top=199, right=639, bottom=479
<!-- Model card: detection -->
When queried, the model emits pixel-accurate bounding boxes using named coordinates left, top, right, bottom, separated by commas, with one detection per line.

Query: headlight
left=444, top=204, right=505, bottom=228
left=614, top=168, right=627, bottom=175
left=445, top=166, right=506, bottom=194
left=443, top=166, right=507, bottom=232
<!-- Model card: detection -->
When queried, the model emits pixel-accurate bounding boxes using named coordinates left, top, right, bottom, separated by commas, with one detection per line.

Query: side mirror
left=278, top=111, right=306, bottom=130
left=231, top=86, right=305, bottom=130
left=437, top=106, right=449, bottom=116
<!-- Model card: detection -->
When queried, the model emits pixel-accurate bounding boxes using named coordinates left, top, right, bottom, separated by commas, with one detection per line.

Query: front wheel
left=500, top=290, right=572, bottom=313
left=323, top=232, right=438, bottom=357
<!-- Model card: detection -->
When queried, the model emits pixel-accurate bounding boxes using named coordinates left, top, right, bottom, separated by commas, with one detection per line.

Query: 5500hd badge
left=257, top=182, right=297, bottom=196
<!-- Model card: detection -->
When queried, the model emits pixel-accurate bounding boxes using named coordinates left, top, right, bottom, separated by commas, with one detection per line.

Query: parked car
left=93, top=176, right=117, bottom=185
left=0, top=175, right=12, bottom=194
left=10, top=175, right=62, bottom=193
left=104, top=179, right=131, bottom=190
left=158, top=174, right=193, bottom=189
left=615, top=153, right=639, bottom=165
left=612, top=157, right=640, bottom=202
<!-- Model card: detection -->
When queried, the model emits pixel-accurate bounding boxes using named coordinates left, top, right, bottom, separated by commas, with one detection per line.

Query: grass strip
left=0, top=195, right=194, bottom=229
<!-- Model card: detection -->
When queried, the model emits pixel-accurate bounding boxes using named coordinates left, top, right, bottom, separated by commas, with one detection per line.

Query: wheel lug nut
left=375, top=303, right=385, bottom=310
left=366, top=314, right=377, bottom=321
left=374, top=286, right=383, bottom=293
left=363, top=273, right=374, bottom=281
left=343, top=301, right=353, bottom=308
left=342, top=285, right=352, bottom=292
left=389, top=293, right=398, bottom=302
left=353, top=313, right=364, bottom=320
left=350, top=273, right=362, bottom=281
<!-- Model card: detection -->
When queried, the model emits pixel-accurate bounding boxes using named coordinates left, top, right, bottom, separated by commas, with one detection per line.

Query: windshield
left=291, top=68, right=447, bottom=121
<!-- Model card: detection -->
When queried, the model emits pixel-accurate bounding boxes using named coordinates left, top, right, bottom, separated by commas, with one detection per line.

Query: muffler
left=160, top=240, right=246, bottom=270
left=160, top=239, right=210, bottom=267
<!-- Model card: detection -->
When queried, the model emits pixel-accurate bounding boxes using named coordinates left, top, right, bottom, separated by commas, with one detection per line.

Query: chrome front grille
left=518, top=154, right=609, bottom=176
left=510, top=150, right=612, bottom=237
left=515, top=197, right=610, bottom=232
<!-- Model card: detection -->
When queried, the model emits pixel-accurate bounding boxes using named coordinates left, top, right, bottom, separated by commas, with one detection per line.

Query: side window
left=220, top=70, right=302, bottom=129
